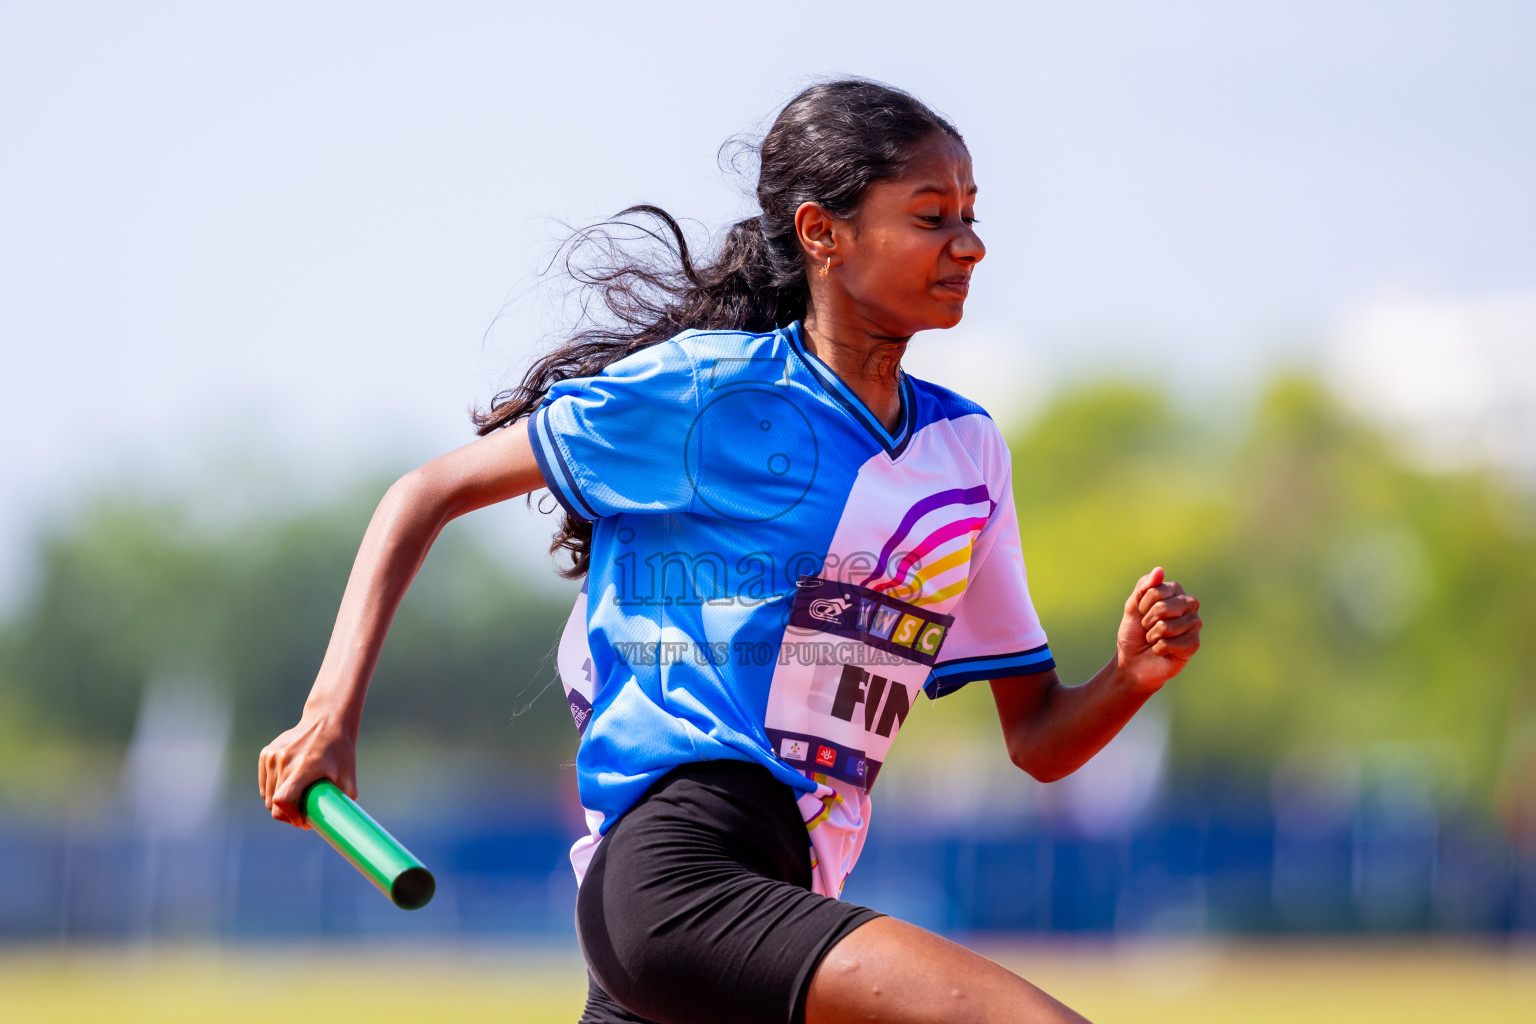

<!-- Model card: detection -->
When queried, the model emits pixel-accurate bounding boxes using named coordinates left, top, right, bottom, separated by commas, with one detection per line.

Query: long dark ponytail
left=475, top=79, right=964, bottom=578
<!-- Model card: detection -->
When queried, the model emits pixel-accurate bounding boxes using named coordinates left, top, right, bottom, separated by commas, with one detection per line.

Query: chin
left=929, top=303, right=966, bottom=330
left=885, top=300, right=966, bottom=334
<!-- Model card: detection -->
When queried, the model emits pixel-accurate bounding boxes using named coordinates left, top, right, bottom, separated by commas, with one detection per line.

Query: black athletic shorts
left=575, top=759, right=884, bottom=1024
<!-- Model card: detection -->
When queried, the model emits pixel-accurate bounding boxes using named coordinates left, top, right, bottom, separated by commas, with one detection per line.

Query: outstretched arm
left=257, top=424, right=548, bottom=826
left=990, top=567, right=1201, bottom=783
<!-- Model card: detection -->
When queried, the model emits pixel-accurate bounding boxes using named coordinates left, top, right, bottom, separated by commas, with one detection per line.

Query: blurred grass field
left=2, top=940, right=1534, bottom=1023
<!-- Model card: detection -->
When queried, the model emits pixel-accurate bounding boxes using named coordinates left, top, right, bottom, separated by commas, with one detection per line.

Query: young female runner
left=259, top=79, right=1203, bottom=1024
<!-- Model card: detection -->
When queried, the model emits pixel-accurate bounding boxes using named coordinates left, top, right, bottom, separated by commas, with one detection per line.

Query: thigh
left=576, top=761, right=881, bottom=1024
left=580, top=972, right=660, bottom=1024
left=805, top=917, right=1091, bottom=1024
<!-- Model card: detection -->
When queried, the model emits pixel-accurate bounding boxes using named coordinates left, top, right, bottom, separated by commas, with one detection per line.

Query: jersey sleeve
left=526, top=340, right=701, bottom=520
left=924, top=464, right=1053, bottom=699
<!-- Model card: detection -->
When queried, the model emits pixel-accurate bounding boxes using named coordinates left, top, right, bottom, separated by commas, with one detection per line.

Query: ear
left=793, top=201, right=842, bottom=267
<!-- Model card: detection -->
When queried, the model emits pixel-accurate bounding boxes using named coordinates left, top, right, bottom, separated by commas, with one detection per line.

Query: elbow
left=388, top=466, right=434, bottom=503
left=392, top=461, right=482, bottom=525
left=1008, top=744, right=1072, bottom=784
left=378, top=469, right=450, bottom=537
left=380, top=471, right=425, bottom=521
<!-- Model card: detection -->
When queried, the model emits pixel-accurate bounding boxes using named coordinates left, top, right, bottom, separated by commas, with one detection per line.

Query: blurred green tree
left=0, top=485, right=575, bottom=807
left=1004, top=375, right=1536, bottom=800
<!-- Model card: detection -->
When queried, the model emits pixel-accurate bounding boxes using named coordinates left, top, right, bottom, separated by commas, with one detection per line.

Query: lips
left=936, top=278, right=970, bottom=296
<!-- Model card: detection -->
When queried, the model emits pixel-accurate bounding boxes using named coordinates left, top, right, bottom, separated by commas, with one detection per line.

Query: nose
left=951, top=224, right=985, bottom=265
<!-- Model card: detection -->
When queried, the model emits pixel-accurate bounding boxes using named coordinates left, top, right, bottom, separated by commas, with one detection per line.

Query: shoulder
left=906, top=374, right=1013, bottom=477
left=596, top=327, right=785, bottom=387
left=907, top=373, right=993, bottom=424
left=907, top=374, right=1006, bottom=448
left=667, top=326, right=787, bottom=384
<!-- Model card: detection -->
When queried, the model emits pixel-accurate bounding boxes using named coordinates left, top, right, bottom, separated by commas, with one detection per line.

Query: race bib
left=763, top=575, right=953, bottom=790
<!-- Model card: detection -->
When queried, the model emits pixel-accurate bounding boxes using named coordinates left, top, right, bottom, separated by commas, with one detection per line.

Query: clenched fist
left=1116, top=567, right=1202, bottom=693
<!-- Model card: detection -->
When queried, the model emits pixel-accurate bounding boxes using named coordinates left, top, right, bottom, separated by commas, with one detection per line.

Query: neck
left=800, top=310, right=910, bottom=434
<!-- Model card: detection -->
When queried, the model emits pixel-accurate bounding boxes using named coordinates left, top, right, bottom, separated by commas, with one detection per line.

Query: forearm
left=296, top=425, right=548, bottom=735
left=260, top=425, right=547, bottom=822
left=301, top=471, right=451, bottom=736
left=1007, top=660, right=1159, bottom=782
left=994, top=567, right=1201, bottom=783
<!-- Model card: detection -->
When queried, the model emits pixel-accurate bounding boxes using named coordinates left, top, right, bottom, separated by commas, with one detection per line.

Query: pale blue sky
left=2, top=0, right=1533, bottom=597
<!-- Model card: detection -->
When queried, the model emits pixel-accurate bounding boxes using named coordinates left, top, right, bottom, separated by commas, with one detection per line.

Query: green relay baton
left=301, top=779, right=436, bottom=910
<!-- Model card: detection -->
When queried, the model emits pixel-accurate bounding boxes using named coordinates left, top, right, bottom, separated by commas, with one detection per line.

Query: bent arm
left=990, top=567, right=1202, bottom=783
left=259, top=423, right=548, bottom=824
left=989, top=664, right=1157, bottom=783
left=302, top=424, right=547, bottom=730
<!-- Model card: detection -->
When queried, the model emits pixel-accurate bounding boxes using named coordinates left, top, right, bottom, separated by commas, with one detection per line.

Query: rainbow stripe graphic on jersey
left=860, top=487, right=996, bottom=607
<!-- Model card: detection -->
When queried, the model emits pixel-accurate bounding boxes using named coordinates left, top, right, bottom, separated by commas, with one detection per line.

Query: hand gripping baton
left=301, top=779, right=436, bottom=910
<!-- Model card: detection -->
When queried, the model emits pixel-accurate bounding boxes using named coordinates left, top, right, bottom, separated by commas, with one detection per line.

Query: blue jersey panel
left=538, top=322, right=1052, bottom=838
left=541, top=326, right=887, bottom=831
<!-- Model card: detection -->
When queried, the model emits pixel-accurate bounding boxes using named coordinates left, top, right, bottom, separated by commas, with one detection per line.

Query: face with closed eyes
left=797, top=133, right=985, bottom=337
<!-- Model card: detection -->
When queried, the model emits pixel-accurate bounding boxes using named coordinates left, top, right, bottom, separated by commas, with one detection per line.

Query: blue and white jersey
left=531, top=322, right=1053, bottom=895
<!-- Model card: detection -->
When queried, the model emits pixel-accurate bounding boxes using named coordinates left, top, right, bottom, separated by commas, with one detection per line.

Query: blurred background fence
left=3, top=790, right=1533, bottom=943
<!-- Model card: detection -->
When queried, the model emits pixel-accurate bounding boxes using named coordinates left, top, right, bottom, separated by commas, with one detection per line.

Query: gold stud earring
left=819, top=257, right=831, bottom=277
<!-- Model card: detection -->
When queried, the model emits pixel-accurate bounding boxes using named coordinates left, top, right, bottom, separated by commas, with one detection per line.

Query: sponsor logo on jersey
left=807, top=596, right=852, bottom=623
left=914, top=622, right=946, bottom=656
left=766, top=729, right=884, bottom=791
left=779, top=738, right=808, bottom=762
left=867, top=605, right=901, bottom=640
left=891, top=613, right=924, bottom=646
left=790, top=577, right=953, bottom=667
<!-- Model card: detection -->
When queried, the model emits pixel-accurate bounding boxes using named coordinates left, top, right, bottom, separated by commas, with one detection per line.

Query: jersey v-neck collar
left=784, top=321, right=917, bottom=458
